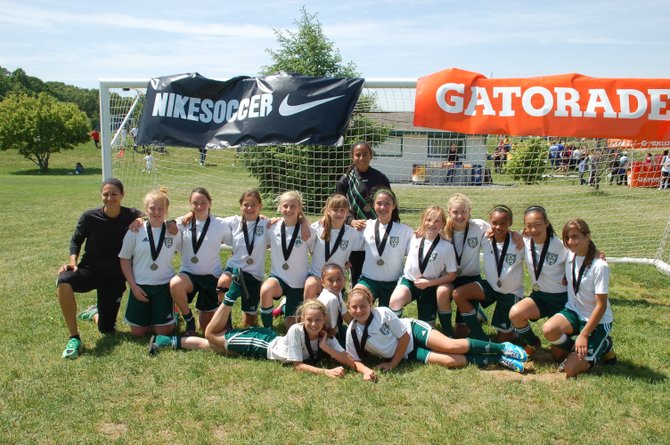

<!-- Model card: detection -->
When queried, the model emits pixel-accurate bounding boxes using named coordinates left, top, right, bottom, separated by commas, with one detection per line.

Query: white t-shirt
left=661, top=155, right=670, bottom=173
left=403, top=235, right=457, bottom=281
left=309, top=221, right=365, bottom=276
left=345, top=307, right=415, bottom=361
left=144, top=154, right=153, bottom=169
left=177, top=216, right=230, bottom=277
left=360, top=220, right=413, bottom=282
left=119, top=223, right=182, bottom=285
left=565, top=255, right=613, bottom=324
left=223, top=216, right=269, bottom=281
left=317, top=288, right=347, bottom=330
left=451, top=219, right=490, bottom=277
left=522, top=234, right=568, bottom=294
left=265, top=221, right=315, bottom=288
left=481, top=232, right=524, bottom=298
left=266, top=323, right=344, bottom=363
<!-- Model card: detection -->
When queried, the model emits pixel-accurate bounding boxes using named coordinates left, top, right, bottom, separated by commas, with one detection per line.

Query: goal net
left=100, top=79, right=670, bottom=275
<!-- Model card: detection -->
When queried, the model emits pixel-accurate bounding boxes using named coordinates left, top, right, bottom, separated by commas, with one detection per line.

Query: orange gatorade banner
left=414, top=68, right=670, bottom=140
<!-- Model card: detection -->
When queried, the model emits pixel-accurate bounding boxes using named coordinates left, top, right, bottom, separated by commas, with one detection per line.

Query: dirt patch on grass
left=98, top=422, right=127, bottom=439
left=484, top=369, right=566, bottom=382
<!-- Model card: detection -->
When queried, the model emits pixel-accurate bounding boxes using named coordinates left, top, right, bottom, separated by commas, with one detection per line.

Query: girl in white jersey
left=119, top=188, right=181, bottom=337
left=436, top=194, right=491, bottom=337
left=389, top=206, right=457, bottom=325
left=354, top=189, right=413, bottom=308
left=346, top=287, right=528, bottom=381
left=543, top=219, right=613, bottom=377
left=317, top=263, right=351, bottom=346
left=150, top=300, right=356, bottom=379
left=453, top=205, right=524, bottom=342
left=260, top=191, right=315, bottom=330
left=217, top=190, right=269, bottom=328
left=508, top=206, right=568, bottom=357
left=304, top=194, right=364, bottom=299
left=170, top=188, right=232, bottom=335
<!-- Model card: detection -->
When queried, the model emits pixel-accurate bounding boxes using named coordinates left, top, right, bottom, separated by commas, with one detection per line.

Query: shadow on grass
left=589, top=359, right=667, bottom=383
left=11, top=167, right=103, bottom=176
left=88, top=331, right=150, bottom=357
left=610, top=297, right=670, bottom=309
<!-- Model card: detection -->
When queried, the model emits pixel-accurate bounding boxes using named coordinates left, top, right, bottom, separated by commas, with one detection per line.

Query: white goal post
left=99, top=78, right=670, bottom=275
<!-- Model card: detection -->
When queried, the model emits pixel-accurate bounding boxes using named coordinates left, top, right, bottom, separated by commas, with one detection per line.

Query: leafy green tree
left=503, top=137, right=548, bottom=184
left=244, top=8, right=389, bottom=212
left=0, top=92, right=90, bottom=172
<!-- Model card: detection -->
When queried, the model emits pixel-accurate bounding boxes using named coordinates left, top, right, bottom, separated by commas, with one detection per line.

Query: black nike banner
left=136, top=73, right=364, bottom=148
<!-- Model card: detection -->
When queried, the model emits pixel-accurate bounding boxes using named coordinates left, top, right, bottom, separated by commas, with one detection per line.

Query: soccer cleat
left=523, top=339, right=542, bottom=357
left=148, top=335, right=159, bottom=355
left=499, top=356, right=525, bottom=373
left=602, top=336, right=617, bottom=365
left=77, top=304, right=98, bottom=321
left=501, top=342, right=528, bottom=362
left=557, top=359, right=567, bottom=373
left=62, top=337, right=82, bottom=359
left=272, top=297, right=286, bottom=317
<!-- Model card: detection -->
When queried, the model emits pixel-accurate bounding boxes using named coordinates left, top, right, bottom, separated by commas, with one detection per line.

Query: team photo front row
left=57, top=178, right=615, bottom=380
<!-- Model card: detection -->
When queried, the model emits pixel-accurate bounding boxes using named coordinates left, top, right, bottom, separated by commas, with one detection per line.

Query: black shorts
left=57, top=265, right=126, bottom=333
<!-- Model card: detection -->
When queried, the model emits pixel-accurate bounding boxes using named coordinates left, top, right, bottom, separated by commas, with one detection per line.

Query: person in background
left=91, top=129, right=100, bottom=149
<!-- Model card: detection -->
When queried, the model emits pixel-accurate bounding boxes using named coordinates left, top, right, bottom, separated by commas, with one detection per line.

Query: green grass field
left=1, top=145, right=670, bottom=444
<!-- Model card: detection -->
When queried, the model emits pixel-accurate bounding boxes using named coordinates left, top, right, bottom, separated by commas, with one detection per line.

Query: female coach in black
left=57, top=178, right=143, bottom=359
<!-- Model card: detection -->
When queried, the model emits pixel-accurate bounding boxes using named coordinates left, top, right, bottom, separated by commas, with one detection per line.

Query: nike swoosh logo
left=278, top=94, right=345, bottom=116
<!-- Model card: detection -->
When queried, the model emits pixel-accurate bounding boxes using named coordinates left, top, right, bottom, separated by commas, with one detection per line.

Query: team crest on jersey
left=546, top=252, right=558, bottom=265
left=430, top=252, right=438, bottom=261
left=380, top=322, right=391, bottom=335
left=467, top=237, right=478, bottom=248
left=340, top=240, right=349, bottom=250
left=505, top=254, right=516, bottom=265
left=295, top=238, right=303, bottom=247
left=164, top=237, right=173, bottom=248
left=390, top=237, right=399, bottom=248
left=255, top=226, right=264, bottom=236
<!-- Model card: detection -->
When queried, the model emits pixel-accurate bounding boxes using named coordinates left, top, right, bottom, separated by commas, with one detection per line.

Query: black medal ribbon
left=374, top=220, right=393, bottom=260
left=303, top=327, right=320, bottom=364
left=325, top=226, right=346, bottom=262
left=351, top=312, right=374, bottom=359
left=530, top=236, right=551, bottom=282
left=242, top=216, right=260, bottom=257
left=281, top=220, right=301, bottom=263
left=453, top=223, right=469, bottom=269
left=418, top=237, right=441, bottom=275
left=347, top=169, right=377, bottom=220
left=190, top=216, right=211, bottom=256
left=146, top=221, right=167, bottom=264
left=571, top=256, right=588, bottom=295
left=491, top=233, right=511, bottom=286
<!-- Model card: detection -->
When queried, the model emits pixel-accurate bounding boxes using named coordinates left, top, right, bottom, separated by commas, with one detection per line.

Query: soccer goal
left=99, top=78, right=670, bottom=275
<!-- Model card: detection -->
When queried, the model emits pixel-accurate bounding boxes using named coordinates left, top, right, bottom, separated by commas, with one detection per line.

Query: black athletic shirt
left=336, top=167, right=391, bottom=207
left=69, top=207, right=142, bottom=277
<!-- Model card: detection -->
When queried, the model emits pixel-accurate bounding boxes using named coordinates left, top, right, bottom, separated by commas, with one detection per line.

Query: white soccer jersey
left=451, top=219, right=490, bottom=277
left=309, top=221, right=365, bottom=276
left=119, top=224, right=182, bottom=285
left=267, top=323, right=344, bottom=363
left=177, top=216, right=230, bottom=277
left=266, top=221, right=315, bottom=288
left=523, top=234, right=568, bottom=294
left=565, top=255, right=613, bottom=323
left=345, top=307, right=415, bottom=361
left=317, top=288, right=347, bottom=330
left=403, top=235, right=457, bottom=282
left=360, top=220, right=413, bottom=282
left=481, top=233, right=524, bottom=298
left=223, top=215, right=269, bottom=281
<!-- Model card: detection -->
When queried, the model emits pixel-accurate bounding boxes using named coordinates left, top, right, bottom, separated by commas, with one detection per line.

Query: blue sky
left=1, top=0, right=669, bottom=89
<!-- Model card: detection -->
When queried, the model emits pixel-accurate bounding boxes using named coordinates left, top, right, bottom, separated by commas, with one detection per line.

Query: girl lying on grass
left=345, top=287, right=528, bottom=382
left=149, top=299, right=355, bottom=378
